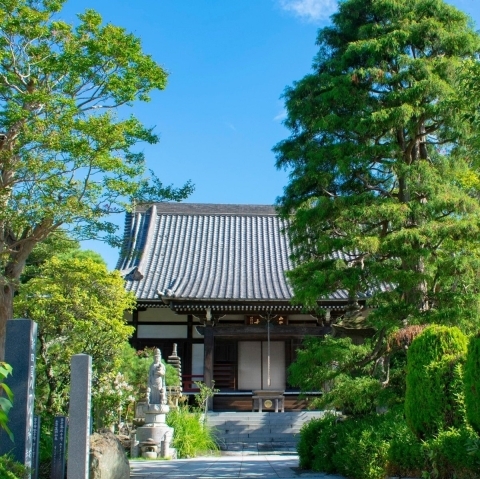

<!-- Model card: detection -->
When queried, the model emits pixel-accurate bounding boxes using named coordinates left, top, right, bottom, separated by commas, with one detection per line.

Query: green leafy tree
left=0, top=0, right=193, bottom=359
left=14, top=252, right=136, bottom=417
left=275, top=0, right=480, bottom=333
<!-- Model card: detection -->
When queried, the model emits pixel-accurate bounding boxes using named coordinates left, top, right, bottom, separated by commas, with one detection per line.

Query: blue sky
left=64, top=0, right=480, bottom=268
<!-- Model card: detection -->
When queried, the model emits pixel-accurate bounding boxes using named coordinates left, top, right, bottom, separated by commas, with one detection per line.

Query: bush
left=423, top=426, right=480, bottom=479
left=405, top=325, right=468, bottom=439
left=386, top=421, right=424, bottom=478
left=464, top=335, right=480, bottom=433
left=298, top=407, right=408, bottom=479
left=329, top=411, right=400, bottom=479
left=0, top=455, right=30, bottom=479
left=297, top=414, right=336, bottom=472
left=166, top=407, right=218, bottom=458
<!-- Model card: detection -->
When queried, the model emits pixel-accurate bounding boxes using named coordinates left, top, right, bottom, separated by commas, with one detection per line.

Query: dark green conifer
left=405, top=325, right=467, bottom=439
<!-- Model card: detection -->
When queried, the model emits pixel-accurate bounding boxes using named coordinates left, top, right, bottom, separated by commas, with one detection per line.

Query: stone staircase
left=206, top=411, right=326, bottom=454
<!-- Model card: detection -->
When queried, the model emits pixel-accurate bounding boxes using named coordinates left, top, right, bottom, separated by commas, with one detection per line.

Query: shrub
left=464, top=335, right=480, bottom=433
left=423, top=426, right=480, bottom=479
left=386, top=421, right=424, bottom=478
left=0, top=455, right=30, bottom=479
left=405, top=325, right=468, bottom=439
left=298, top=406, right=408, bottom=479
left=330, top=411, right=403, bottom=479
left=297, top=414, right=336, bottom=471
left=166, top=406, right=218, bottom=458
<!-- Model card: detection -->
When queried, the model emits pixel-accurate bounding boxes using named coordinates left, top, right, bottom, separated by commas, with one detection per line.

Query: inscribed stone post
left=0, top=319, right=37, bottom=467
left=31, top=415, right=41, bottom=479
left=67, top=354, right=92, bottom=479
left=51, top=416, right=67, bottom=479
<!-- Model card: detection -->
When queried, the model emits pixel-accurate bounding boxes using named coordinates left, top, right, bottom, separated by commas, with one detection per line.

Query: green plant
left=0, top=454, right=30, bottom=479
left=194, top=381, right=219, bottom=416
left=166, top=406, right=218, bottom=458
left=405, top=325, right=468, bottom=439
left=387, top=421, right=424, bottom=478
left=330, top=412, right=401, bottom=479
left=310, top=415, right=339, bottom=473
left=423, top=426, right=480, bottom=479
left=321, top=374, right=382, bottom=416
left=0, top=363, right=13, bottom=441
left=298, top=407, right=410, bottom=479
left=464, top=335, right=480, bottom=433
left=297, top=415, right=334, bottom=470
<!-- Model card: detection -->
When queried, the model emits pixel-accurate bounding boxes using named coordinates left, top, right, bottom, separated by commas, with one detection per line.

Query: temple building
left=117, top=202, right=367, bottom=411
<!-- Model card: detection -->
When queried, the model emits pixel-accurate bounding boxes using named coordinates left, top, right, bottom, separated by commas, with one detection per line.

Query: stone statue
left=148, top=348, right=167, bottom=405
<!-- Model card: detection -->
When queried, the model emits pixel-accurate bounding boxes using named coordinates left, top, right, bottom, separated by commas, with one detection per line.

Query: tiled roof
left=116, top=203, right=360, bottom=303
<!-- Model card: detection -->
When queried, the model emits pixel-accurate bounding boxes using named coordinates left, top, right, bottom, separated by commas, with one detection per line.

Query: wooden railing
left=182, top=374, right=204, bottom=392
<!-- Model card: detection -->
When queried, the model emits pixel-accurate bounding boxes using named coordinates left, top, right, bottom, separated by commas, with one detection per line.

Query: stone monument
left=167, top=343, right=183, bottom=408
left=132, top=349, right=175, bottom=459
left=0, top=319, right=37, bottom=468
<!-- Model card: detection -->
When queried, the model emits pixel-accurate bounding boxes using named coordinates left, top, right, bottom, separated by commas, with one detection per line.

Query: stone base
left=136, top=424, right=172, bottom=445
left=145, top=413, right=166, bottom=424
left=144, top=404, right=170, bottom=414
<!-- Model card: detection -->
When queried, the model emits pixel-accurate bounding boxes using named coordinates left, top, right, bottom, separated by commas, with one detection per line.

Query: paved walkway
left=130, top=455, right=346, bottom=478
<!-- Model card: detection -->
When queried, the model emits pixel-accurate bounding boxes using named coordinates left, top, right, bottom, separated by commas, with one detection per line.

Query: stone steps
left=206, top=411, right=326, bottom=449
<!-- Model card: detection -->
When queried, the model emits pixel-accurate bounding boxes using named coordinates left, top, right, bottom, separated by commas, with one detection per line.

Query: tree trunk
left=0, top=283, right=14, bottom=361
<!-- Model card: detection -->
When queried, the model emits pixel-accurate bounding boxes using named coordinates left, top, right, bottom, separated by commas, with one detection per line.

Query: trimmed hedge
left=297, top=408, right=480, bottom=479
left=405, top=325, right=468, bottom=439
left=464, top=335, right=480, bottom=433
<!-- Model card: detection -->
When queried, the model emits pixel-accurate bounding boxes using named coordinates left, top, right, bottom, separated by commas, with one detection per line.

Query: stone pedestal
left=134, top=404, right=176, bottom=459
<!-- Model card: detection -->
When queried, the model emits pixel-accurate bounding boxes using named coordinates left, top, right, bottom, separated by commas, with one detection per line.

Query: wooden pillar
left=131, top=309, right=139, bottom=349
left=204, top=325, right=214, bottom=410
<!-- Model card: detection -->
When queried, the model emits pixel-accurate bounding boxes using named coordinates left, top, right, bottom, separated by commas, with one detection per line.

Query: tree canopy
left=14, top=251, right=136, bottom=417
left=275, top=0, right=480, bottom=332
left=0, top=0, right=193, bottom=357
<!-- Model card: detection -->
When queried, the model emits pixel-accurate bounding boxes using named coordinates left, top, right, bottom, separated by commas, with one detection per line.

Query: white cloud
left=274, top=109, right=287, bottom=122
left=278, top=0, right=338, bottom=22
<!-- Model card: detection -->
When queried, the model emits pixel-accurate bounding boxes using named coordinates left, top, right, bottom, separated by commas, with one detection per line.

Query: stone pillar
left=67, top=354, right=92, bottom=479
left=203, top=325, right=214, bottom=411
left=0, top=319, right=37, bottom=468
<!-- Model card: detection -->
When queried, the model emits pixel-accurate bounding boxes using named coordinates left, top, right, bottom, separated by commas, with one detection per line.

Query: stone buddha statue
left=147, top=348, right=167, bottom=405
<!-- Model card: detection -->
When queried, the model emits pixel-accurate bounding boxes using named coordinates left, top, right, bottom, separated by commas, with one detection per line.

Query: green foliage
left=0, top=0, right=193, bottom=356
left=299, top=406, right=480, bottom=479
left=405, top=325, right=468, bottom=439
left=0, top=362, right=13, bottom=441
left=297, top=416, right=333, bottom=470
left=299, top=408, right=407, bottom=479
left=14, top=253, right=136, bottom=418
left=289, top=335, right=398, bottom=415
left=194, top=381, right=219, bottom=416
left=331, top=417, right=390, bottom=479
left=166, top=407, right=218, bottom=458
left=464, top=335, right=480, bottom=434
left=0, top=454, right=30, bottom=479
left=424, top=426, right=480, bottom=479
left=322, top=374, right=382, bottom=416
left=386, top=423, right=424, bottom=478
left=274, top=0, right=480, bottom=331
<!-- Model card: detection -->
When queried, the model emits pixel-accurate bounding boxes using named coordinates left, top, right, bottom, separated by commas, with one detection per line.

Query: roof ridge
left=135, top=202, right=278, bottom=216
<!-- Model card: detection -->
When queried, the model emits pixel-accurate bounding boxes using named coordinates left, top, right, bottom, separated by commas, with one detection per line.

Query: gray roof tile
left=116, top=203, right=362, bottom=303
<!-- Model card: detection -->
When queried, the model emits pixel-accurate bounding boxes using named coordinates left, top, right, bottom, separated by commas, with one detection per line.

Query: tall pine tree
left=275, top=0, right=480, bottom=332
